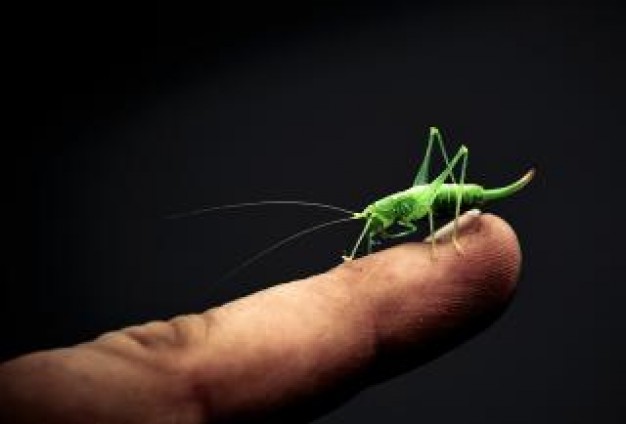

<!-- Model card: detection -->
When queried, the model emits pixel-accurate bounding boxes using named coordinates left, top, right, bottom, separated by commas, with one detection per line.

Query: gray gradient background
left=3, top=1, right=625, bottom=422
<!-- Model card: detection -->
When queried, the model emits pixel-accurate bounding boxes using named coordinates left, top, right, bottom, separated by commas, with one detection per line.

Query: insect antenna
left=165, top=200, right=357, bottom=219
left=216, top=216, right=359, bottom=284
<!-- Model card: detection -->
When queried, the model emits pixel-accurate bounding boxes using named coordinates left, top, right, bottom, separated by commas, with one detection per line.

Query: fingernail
left=424, top=209, right=482, bottom=242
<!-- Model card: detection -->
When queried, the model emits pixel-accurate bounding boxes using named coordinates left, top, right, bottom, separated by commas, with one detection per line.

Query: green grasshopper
left=342, top=127, right=534, bottom=259
left=169, top=127, right=533, bottom=275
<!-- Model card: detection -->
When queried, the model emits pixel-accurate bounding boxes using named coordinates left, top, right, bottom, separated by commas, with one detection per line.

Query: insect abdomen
left=432, top=184, right=484, bottom=216
left=432, top=169, right=535, bottom=216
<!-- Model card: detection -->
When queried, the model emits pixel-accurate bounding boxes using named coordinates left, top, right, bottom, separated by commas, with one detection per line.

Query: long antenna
left=217, top=216, right=359, bottom=283
left=165, top=200, right=357, bottom=219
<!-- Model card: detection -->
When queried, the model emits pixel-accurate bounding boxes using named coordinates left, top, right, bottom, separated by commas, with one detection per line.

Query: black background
left=3, top=0, right=625, bottom=423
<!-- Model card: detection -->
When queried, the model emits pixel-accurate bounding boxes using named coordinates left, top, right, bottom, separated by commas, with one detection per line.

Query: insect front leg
left=343, top=219, right=373, bottom=261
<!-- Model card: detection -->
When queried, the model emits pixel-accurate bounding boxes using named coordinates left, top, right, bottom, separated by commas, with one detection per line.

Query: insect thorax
left=364, top=186, right=432, bottom=228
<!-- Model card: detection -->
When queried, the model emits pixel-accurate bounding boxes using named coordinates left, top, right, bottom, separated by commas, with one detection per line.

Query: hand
left=0, top=213, right=520, bottom=424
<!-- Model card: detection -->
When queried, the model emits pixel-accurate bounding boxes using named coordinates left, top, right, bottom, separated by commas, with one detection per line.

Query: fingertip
left=336, top=213, right=522, bottom=360
left=470, top=213, right=522, bottom=299
left=401, top=212, right=521, bottom=301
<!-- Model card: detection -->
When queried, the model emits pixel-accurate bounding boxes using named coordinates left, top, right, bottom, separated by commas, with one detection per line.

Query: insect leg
left=413, top=127, right=458, bottom=186
left=425, top=144, right=468, bottom=254
left=428, top=210, right=436, bottom=258
left=452, top=146, right=469, bottom=254
left=427, top=144, right=468, bottom=191
left=343, top=219, right=372, bottom=261
left=379, top=221, right=417, bottom=239
left=367, top=234, right=375, bottom=254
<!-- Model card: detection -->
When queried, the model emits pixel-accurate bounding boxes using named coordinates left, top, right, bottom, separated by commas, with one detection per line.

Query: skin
left=0, top=213, right=521, bottom=423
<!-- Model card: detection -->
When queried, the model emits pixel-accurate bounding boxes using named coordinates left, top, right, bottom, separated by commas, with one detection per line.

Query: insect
left=342, top=127, right=534, bottom=260
left=169, top=127, right=533, bottom=276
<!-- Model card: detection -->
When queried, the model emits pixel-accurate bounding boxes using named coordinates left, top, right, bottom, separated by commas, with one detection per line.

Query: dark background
left=2, top=0, right=625, bottom=422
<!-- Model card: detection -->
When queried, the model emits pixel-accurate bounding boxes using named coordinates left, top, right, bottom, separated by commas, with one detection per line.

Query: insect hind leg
left=452, top=145, right=469, bottom=254
left=413, top=127, right=458, bottom=186
left=423, top=144, right=469, bottom=255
